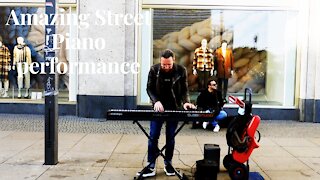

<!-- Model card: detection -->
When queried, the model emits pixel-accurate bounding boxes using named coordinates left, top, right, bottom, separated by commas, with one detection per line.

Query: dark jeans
left=147, top=120, right=178, bottom=168
left=197, top=70, right=210, bottom=91
left=218, top=78, right=229, bottom=99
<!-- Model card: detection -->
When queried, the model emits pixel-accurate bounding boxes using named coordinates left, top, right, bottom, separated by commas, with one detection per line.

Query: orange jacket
left=215, top=47, right=234, bottom=78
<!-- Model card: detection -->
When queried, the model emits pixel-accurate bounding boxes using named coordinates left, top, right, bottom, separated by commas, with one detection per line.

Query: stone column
left=299, top=0, right=320, bottom=122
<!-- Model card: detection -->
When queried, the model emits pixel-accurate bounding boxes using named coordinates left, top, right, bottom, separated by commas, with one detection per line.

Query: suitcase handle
left=244, top=88, right=252, bottom=103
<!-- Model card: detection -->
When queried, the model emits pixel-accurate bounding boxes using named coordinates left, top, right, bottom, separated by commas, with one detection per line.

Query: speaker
left=195, top=159, right=219, bottom=180
left=204, top=144, right=220, bottom=166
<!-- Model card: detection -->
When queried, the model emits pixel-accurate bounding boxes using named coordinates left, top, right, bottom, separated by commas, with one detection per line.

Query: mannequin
left=193, top=39, right=214, bottom=91
left=13, top=37, right=32, bottom=98
left=214, top=40, right=234, bottom=99
left=0, top=37, right=11, bottom=97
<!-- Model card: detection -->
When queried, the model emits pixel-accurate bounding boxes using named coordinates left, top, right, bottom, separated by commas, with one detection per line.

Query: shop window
left=0, top=6, right=77, bottom=102
left=140, top=8, right=298, bottom=106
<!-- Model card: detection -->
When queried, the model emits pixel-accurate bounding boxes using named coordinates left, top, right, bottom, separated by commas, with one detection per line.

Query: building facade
left=0, top=0, right=319, bottom=122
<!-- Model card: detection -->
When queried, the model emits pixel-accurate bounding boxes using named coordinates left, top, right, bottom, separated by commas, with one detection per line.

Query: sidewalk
left=0, top=114, right=320, bottom=180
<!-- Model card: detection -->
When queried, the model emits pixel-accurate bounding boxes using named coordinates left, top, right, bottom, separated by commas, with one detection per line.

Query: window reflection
left=149, top=9, right=297, bottom=106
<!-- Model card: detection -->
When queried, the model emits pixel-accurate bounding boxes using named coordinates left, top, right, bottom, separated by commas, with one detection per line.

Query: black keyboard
left=106, top=109, right=215, bottom=121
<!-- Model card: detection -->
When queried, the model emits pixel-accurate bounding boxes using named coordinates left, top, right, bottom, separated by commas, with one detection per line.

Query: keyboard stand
left=133, top=119, right=189, bottom=180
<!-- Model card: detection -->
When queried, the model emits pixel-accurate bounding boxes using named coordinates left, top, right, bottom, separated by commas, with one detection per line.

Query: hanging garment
left=215, top=47, right=234, bottom=79
left=193, top=47, right=214, bottom=71
left=0, top=45, right=11, bottom=81
left=13, top=44, right=32, bottom=65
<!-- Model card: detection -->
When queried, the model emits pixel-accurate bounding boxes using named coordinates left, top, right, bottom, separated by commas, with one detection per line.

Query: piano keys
left=106, top=109, right=216, bottom=121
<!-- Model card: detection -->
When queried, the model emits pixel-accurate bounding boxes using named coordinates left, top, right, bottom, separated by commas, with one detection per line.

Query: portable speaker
left=195, top=159, right=219, bottom=180
left=204, top=144, right=220, bottom=166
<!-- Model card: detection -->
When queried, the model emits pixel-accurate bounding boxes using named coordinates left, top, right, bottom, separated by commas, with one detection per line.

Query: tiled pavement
left=0, top=114, right=320, bottom=180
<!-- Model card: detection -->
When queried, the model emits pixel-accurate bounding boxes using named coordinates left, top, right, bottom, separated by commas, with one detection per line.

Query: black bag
left=218, top=115, right=235, bottom=128
left=226, top=114, right=252, bottom=153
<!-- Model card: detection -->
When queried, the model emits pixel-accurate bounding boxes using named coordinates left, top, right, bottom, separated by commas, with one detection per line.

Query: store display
left=153, top=16, right=267, bottom=94
left=0, top=36, right=11, bottom=97
left=0, top=7, right=70, bottom=92
left=153, top=17, right=233, bottom=91
left=26, top=7, right=69, bottom=89
left=13, top=37, right=32, bottom=98
left=0, top=7, right=71, bottom=101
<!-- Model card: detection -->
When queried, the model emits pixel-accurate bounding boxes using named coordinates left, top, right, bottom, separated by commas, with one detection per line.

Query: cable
left=141, top=150, right=148, bottom=168
left=175, top=148, right=197, bottom=179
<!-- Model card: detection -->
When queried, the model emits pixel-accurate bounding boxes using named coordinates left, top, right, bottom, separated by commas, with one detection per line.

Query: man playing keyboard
left=137, top=49, right=196, bottom=177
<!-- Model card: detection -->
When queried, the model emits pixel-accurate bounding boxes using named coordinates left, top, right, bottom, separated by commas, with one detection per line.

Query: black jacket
left=147, top=63, right=190, bottom=109
left=197, top=89, right=224, bottom=112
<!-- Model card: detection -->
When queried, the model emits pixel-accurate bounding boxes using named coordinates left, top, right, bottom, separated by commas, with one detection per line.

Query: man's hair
left=161, top=49, right=175, bottom=59
left=207, top=78, right=217, bottom=87
left=207, top=80, right=214, bottom=87
left=221, top=40, right=228, bottom=44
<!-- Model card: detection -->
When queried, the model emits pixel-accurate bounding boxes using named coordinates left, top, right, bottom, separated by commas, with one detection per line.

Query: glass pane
left=150, top=8, right=297, bottom=106
left=0, top=6, right=73, bottom=102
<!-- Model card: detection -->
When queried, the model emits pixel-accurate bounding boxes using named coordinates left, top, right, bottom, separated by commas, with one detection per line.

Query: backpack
left=226, top=101, right=252, bottom=153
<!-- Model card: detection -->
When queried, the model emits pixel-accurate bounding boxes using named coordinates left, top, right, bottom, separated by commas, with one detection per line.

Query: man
left=137, top=49, right=196, bottom=177
left=197, top=79, right=227, bottom=132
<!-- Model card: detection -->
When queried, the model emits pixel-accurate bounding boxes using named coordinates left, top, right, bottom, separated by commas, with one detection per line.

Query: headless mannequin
left=13, top=37, right=31, bottom=98
left=214, top=41, right=234, bottom=99
left=0, top=40, right=11, bottom=97
left=193, top=39, right=214, bottom=91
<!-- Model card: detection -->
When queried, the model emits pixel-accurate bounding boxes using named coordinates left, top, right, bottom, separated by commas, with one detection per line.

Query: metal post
left=44, top=0, right=59, bottom=165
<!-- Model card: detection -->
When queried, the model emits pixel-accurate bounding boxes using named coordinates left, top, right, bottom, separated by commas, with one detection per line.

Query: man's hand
left=154, top=101, right=164, bottom=112
left=193, top=69, right=197, bottom=75
left=231, top=70, right=234, bottom=76
left=183, top=102, right=196, bottom=110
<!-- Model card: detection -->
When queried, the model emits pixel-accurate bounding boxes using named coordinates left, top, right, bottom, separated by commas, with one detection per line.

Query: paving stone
left=0, top=114, right=319, bottom=138
left=0, top=114, right=320, bottom=180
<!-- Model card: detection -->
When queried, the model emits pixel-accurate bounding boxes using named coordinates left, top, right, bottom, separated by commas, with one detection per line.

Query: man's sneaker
left=164, top=165, right=175, bottom=176
left=213, top=125, right=220, bottom=132
left=202, top=122, right=209, bottom=129
left=136, top=167, right=156, bottom=177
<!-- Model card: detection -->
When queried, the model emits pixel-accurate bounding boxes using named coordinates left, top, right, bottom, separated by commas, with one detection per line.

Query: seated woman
left=196, top=79, right=227, bottom=132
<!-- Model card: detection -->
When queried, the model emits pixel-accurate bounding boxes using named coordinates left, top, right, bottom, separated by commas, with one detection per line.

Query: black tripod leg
left=174, top=121, right=187, bottom=137
left=133, top=120, right=152, bottom=140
